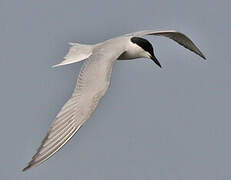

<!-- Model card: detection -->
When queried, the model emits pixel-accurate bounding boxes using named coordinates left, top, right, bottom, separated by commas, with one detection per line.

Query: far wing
left=23, top=44, right=125, bottom=171
left=127, top=30, right=206, bottom=59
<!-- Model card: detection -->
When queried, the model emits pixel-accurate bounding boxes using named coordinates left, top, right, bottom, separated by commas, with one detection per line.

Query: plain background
left=0, top=0, right=230, bottom=179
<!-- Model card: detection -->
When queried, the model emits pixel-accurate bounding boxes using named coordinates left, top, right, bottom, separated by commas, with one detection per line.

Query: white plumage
left=23, top=30, right=206, bottom=171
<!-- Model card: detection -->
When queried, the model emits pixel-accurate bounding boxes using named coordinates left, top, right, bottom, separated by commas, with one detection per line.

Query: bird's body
left=23, top=30, right=206, bottom=171
left=118, top=39, right=148, bottom=60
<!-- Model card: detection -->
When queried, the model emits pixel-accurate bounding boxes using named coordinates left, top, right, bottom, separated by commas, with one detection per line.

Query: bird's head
left=131, top=37, right=161, bottom=68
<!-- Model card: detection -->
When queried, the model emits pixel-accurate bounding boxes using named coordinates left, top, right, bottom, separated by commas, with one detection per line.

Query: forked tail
left=52, top=42, right=94, bottom=67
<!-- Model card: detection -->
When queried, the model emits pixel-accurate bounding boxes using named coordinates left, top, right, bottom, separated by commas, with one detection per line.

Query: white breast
left=118, top=39, right=144, bottom=60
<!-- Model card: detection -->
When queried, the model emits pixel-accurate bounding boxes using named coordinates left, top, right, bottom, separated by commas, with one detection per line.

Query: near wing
left=128, top=30, right=206, bottom=59
left=23, top=45, right=125, bottom=171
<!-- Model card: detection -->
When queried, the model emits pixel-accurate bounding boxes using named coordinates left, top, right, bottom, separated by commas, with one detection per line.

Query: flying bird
left=23, top=30, right=206, bottom=171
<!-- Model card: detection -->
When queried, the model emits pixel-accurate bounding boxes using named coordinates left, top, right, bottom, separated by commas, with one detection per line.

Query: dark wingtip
left=22, top=164, right=32, bottom=172
left=199, top=52, right=206, bottom=60
left=202, top=55, right=207, bottom=60
left=195, top=48, right=206, bottom=60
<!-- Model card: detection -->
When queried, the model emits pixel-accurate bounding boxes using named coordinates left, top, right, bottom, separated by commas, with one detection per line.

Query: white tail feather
left=52, top=42, right=93, bottom=67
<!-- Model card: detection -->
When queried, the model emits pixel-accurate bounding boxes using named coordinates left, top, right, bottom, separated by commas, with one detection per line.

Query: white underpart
left=118, top=39, right=151, bottom=60
left=23, top=30, right=206, bottom=171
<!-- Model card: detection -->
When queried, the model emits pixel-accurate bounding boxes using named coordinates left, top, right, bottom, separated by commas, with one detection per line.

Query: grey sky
left=0, top=0, right=230, bottom=179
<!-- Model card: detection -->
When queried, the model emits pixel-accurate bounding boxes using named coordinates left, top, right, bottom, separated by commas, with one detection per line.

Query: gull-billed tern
left=23, top=30, right=206, bottom=171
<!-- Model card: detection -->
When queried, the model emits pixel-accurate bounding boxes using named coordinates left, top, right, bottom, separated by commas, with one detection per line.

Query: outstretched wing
left=23, top=44, right=125, bottom=171
left=127, top=30, right=206, bottom=59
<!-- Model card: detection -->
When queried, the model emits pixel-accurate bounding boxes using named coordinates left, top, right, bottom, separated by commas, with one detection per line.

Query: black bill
left=151, top=55, right=162, bottom=68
